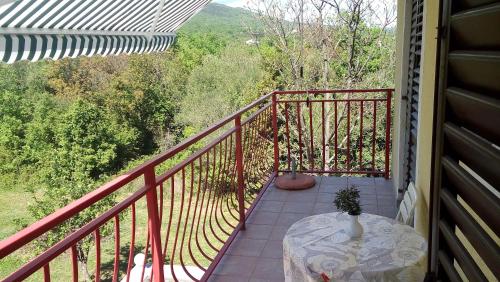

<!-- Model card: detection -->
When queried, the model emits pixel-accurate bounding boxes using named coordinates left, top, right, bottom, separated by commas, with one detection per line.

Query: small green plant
left=334, top=185, right=362, bottom=216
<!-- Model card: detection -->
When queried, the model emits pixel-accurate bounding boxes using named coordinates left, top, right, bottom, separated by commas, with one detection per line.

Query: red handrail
left=273, top=88, right=394, bottom=94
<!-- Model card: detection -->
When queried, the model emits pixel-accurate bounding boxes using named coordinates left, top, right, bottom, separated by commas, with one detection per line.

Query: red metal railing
left=272, top=89, right=393, bottom=178
left=0, top=89, right=392, bottom=282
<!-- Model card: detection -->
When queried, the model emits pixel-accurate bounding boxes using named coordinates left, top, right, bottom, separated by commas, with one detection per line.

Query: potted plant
left=334, top=185, right=363, bottom=238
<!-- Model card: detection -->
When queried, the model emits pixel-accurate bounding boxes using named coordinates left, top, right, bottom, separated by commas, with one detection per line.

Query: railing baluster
left=244, top=113, right=260, bottom=200
left=334, top=100, right=338, bottom=171
left=284, top=102, right=291, bottom=169
left=70, top=245, right=78, bottom=282
left=193, top=157, right=213, bottom=261
left=359, top=101, right=364, bottom=170
left=207, top=146, right=220, bottom=245
left=384, top=90, right=392, bottom=179
left=213, top=142, right=229, bottom=236
left=144, top=167, right=164, bottom=282
left=207, top=147, right=224, bottom=244
left=244, top=117, right=256, bottom=196
left=260, top=109, right=270, bottom=169
left=140, top=230, right=150, bottom=282
left=218, top=137, right=233, bottom=229
left=215, top=138, right=230, bottom=225
left=159, top=183, right=163, bottom=223
left=272, top=93, right=279, bottom=173
left=235, top=115, right=246, bottom=230
left=198, top=156, right=210, bottom=259
left=187, top=161, right=209, bottom=269
left=243, top=118, right=258, bottom=207
left=241, top=122, right=251, bottom=208
left=228, top=132, right=240, bottom=221
left=347, top=100, right=351, bottom=172
left=162, top=177, right=175, bottom=260
left=125, top=205, right=135, bottom=282
left=309, top=99, right=314, bottom=170
left=179, top=165, right=199, bottom=281
left=200, top=152, right=218, bottom=254
left=297, top=102, right=303, bottom=170
left=95, top=229, right=101, bottom=282
left=321, top=101, right=326, bottom=169
left=43, top=264, right=50, bottom=282
left=372, top=101, right=377, bottom=173
left=112, top=215, right=120, bottom=282
left=253, top=111, right=266, bottom=200
left=170, top=170, right=185, bottom=282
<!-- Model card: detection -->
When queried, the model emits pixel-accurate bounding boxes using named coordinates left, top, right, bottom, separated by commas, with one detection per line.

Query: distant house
left=245, top=38, right=259, bottom=45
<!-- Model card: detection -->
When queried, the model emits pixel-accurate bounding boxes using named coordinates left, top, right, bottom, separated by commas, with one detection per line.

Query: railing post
left=144, top=167, right=165, bottom=282
left=272, top=92, right=279, bottom=173
left=235, top=115, right=246, bottom=230
left=384, top=90, right=392, bottom=179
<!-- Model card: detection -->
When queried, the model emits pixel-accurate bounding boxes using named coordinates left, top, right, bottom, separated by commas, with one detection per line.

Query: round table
left=283, top=212, right=427, bottom=282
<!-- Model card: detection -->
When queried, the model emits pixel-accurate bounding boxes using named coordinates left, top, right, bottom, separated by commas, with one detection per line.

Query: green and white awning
left=0, top=0, right=211, bottom=64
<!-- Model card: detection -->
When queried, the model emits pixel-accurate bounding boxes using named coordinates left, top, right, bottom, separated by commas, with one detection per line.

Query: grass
left=0, top=189, right=31, bottom=240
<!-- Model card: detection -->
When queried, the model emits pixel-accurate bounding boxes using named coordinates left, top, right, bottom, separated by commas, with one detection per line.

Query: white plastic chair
left=395, top=182, right=417, bottom=226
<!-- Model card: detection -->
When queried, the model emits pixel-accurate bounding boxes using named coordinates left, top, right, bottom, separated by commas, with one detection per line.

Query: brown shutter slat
left=444, top=123, right=500, bottom=188
left=438, top=251, right=463, bottom=282
left=450, top=3, right=500, bottom=50
left=439, top=221, right=488, bottom=281
left=440, top=189, right=500, bottom=277
left=446, top=87, right=500, bottom=144
left=454, top=0, right=499, bottom=11
left=442, top=157, right=500, bottom=236
left=448, top=51, right=500, bottom=94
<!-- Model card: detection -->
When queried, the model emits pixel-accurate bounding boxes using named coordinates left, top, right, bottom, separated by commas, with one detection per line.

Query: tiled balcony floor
left=209, top=176, right=396, bottom=282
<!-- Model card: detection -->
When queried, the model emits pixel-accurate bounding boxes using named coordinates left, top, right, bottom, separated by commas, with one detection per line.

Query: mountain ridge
left=179, top=3, right=260, bottom=39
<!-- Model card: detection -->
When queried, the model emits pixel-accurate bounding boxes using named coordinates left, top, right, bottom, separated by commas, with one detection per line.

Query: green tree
left=0, top=91, right=31, bottom=184
left=87, top=53, right=184, bottom=153
left=175, top=32, right=227, bottom=71
left=27, top=100, right=138, bottom=280
left=178, top=45, right=267, bottom=130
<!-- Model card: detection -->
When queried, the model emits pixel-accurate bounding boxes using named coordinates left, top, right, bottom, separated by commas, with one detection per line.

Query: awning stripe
left=157, top=0, right=196, bottom=31
left=27, top=1, right=64, bottom=29
left=0, top=0, right=209, bottom=64
left=0, top=34, right=175, bottom=63
left=92, top=1, right=133, bottom=30
left=66, top=1, right=103, bottom=30
left=96, top=1, right=145, bottom=31
left=156, top=0, right=211, bottom=32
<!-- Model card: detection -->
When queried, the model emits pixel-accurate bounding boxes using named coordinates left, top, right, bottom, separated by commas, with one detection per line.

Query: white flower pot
left=348, top=215, right=363, bottom=238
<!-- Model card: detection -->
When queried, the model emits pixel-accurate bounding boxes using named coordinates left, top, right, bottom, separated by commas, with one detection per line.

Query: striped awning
left=0, top=0, right=211, bottom=64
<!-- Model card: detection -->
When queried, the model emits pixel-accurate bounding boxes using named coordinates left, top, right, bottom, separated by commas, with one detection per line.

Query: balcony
left=211, top=176, right=394, bottom=281
left=0, top=89, right=394, bottom=282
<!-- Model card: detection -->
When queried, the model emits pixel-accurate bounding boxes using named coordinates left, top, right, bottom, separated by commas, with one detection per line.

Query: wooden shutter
left=404, top=0, right=424, bottom=187
left=428, top=0, right=500, bottom=281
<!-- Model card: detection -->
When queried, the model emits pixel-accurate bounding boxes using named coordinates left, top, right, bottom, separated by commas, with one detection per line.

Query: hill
left=178, top=3, right=261, bottom=40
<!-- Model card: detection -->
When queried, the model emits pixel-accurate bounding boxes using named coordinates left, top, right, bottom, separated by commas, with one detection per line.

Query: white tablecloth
left=283, top=212, right=427, bottom=282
